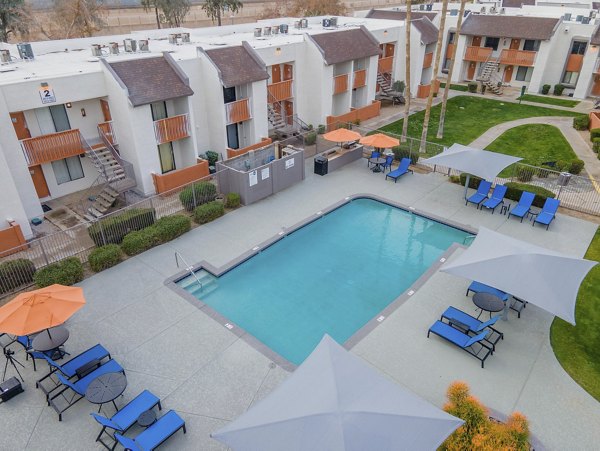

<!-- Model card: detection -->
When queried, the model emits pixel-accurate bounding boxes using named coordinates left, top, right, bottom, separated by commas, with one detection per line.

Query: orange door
left=283, top=64, right=293, bottom=81
left=10, top=112, right=31, bottom=140
left=503, top=65, right=514, bottom=82
left=385, top=43, right=395, bottom=57
left=30, top=165, right=50, bottom=198
left=467, top=62, right=476, bottom=80
left=510, top=39, right=520, bottom=50
left=271, top=65, right=281, bottom=83
left=592, top=75, right=600, bottom=96
left=100, top=99, right=112, bottom=121
left=472, top=36, right=482, bottom=47
left=284, top=101, right=294, bottom=125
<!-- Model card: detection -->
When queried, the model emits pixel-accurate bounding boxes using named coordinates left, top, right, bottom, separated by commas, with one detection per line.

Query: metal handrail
left=463, top=235, right=476, bottom=245
left=175, top=252, right=202, bottom=291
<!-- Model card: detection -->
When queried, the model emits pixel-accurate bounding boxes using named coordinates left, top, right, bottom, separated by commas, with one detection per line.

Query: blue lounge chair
left=441, top=306, right=503, bottom=350
left=49, top=359, right=124, bottom=421
left=533, top=198, right=560, bottom=230
left=466, top=281, right=526, bottom=317
left=385, top=157, right=413, bottom=183
left=115, top=410, right=186, bottom=451
left=92, top=390, right=162, bottom=450
left=427, top=321, right=493, bottom=368
left=381, top=155, right=394, bottom=173
left=508, top=191, right=535, bottom=222
left=465, top=180, right=491, bottom=207
left=480, top=184, right=507, bottom=213
left=367, top=150, right=380, bottom=167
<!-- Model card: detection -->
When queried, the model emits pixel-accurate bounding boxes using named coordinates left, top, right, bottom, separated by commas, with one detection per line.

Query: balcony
left=446, top=43, right=456, bottom=59
left=353, top=69, right=367, bottom=89
left=268, top=79, right=293, bottom=102
left=423, top=52, right=433, bottom=69
left=499, top=49, right=536, bottom=66
left=333, top=74, right=349, bottom=95
left=565, top=54, right=584, bottom=73
left=464, top=46, right=493, bottom=62
left=153, top=114, right=191, bottom=145
left=225, top=98, right=252, bottom=125
left=21, top=129, right=84, bottom=167
left=378, top=56, right=393, bottom=73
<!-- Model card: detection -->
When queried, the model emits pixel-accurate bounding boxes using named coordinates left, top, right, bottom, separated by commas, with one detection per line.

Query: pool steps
left=180, top=269, right=218, bottom=298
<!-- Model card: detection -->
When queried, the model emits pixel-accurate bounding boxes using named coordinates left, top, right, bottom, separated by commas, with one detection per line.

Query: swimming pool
left=177, top=198, right=469, bottom=365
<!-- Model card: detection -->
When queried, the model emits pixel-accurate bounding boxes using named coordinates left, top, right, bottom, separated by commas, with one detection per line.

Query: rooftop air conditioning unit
left=426, top=4, right=433, bottom=11
left=300, top=18, right=308, bottom=28
left=280, top=24, right=289, bottom=34
left=480, top=6, right=486, bottom=14
left=500, top=7, right=505, bottom=14
left=168, top=33, right=179, bottom=45
left=181, top=32, right=190, bottom=43
left=139, top=39, right=149, bottom=52
left=591, top=11, right=597, bottom=18
left=91, top=44, right=103, bottom=57
left=263, top=27, right=271, bottom=36
left=17, top=43, right=34, bottom=60
left=322, top=18, right=331, bottom=28
left=254, top=28, right=262, bottom=37
left=124, top=38, right=136, bottom=52
left=0, top=49, right=11, bottom=63
left=576, top=15, right=583, bottom=22
left=330, top=17, right=338, bottom=27
left=564, top=13, right=572, bottom=21
left=490, top=6, right=497, bottom=13
left=419, top=4, right=425, bottom=10
left=294, top=21, right=301, bottom=29
left=271, top=26, right=279, bottom=35
left=109, top=42, right=119, bottom=55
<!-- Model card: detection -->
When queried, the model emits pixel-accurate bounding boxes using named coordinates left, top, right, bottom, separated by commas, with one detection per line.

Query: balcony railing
left=499, top=49, right=536, bottom=66
left=267, top=79, right=293, bottom=102
left=464, top=46, right=493, bottom=62
left=446, top=43, right=456, bottom=60
left=378, top=56, right=393, bottom=73
left=21, top=129, right=84, bottom=166
left=225, top=98, right=252, bottom=125
left=154, top=114, right=191, bottom=145
left=423, top=52, right=433, bottom=69
left=353, top=69, right=367, bottom=89
left=98, top=121, right=116, bottom=146
left=333, top=74, right=349, bottom=95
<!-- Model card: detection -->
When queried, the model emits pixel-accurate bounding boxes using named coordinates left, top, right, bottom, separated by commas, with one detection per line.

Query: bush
left=317, top=124, right=326, bottom=135
left=179, top=181, right=217, bottom=211
left=593, top=138, right=600, bottom=153
left=0, top=259, right=36, bottom=294
left=391, top=144, right=419, bottom=165
left=304, top=131, right=317, bottom=146
left=467, top=82, right=478, bottom=93
left=34, top=257, right=84, bottom=288
left=505, top=182, right=555, bottom=208
left=459, top=173, right=483, bottom=189
left=393, top=80, right=405, bottom=93
left=194, top=201, right=225, bottom=225
left=153, top=215, right=191, bottom=242
left=591, top=128, right=600, bottom=140
left=88, top=245, right=122, bottom=273
left=541, top=84, right=551, bottom=95
left=88, top=208, right=156, bottom=246
left=568, top=159, right=585, bottom=175
left=553, top=84, right=565, bottom=96
left=121, top=229, right=156, bottom=256
left=573, top=115, right=590, bottom=131
left=224, top=192, right=241, bottom=208
left=205, top=150, right=219, bottom=167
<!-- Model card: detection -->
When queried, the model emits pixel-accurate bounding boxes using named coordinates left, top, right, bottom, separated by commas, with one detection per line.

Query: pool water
left=178, top=198, right=468, bottom=365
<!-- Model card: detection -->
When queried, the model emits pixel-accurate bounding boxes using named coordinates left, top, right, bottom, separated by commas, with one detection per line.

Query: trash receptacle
left=314, top=156, right=328, bottom=176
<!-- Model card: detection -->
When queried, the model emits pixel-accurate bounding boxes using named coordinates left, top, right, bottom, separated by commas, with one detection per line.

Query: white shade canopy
left=441, top=228, right=597, bottom=325
left=212, top=335, right=463, bottom=451
left=421, top=143, right=522, bottom=180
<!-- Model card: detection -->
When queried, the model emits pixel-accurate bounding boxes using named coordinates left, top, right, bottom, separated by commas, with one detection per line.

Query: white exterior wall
left=410, top=25, right=426, bottom=96
left=179, top=58, right=211, bottom=156
left=39, top=156, right=98, bottom=199
left=452, top=34, right=468, bottom=83
left=198, top=53, right=228, bottom=154
left=0, top=144, right=33, bottom=238
left=575, top=44, right=599, bottom=98
left=249, top=80, right=268, bottom=144
left=297, top=36, right=331, bottom=126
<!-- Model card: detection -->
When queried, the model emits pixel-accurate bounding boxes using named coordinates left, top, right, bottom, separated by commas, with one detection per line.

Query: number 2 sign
left=39, top=86, right=56, bottom=104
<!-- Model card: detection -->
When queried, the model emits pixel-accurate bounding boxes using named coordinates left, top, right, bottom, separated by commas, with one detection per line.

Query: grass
left=379, top=95, right=583, bottom=147
left=550, top=227, right=600, bottom=402
left=439, top=82, right=469, bottom=92
left=517, top=94, right=580, bottom=108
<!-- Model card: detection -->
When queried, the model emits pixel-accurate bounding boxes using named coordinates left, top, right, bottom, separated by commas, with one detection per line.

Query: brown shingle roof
left=460, top=14, right=560, bottom=40
left=365, top=9, right=437, bottom=21
left=502, top=0, right=535, bottom=7
left=204, top=43, right=269, bottom=88
left=412, top=17, right=439, bottom=45
left=108, top=56, right=193, bottom=107
left=592, top=24, right=600, bottom=45
left=309, top=27, right=381, bottom=65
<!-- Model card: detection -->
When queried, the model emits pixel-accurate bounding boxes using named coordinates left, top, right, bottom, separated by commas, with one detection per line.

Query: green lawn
left=379, top=95, right=582, bottom=147
left=550, top=227, right=600, bottom=402
left=517, top=94, right=580, bottom=108
left=439, top=82, right=469, bottom=92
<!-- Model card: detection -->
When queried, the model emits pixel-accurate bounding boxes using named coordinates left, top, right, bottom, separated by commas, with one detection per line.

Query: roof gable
left=412, top=17, right=439, bottom=45
left=309, top=27, right=381, bottom=65
left=460, top=15, right=560, bottom=40
left=204, top=43, right=269, bottom=88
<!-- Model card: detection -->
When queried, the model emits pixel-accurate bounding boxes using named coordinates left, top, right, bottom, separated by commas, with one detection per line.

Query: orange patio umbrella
left=359, top=133, right=400, bottom=149
left=322, top=128, right=362, bottom=143
left=0, top=284, right=85, bottom=336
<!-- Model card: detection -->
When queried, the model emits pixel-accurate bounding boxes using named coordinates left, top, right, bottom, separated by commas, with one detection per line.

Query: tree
left=141, top=0, right=162, bottom=29
left=45, top=0, right=106, bottom=39
left=437, top=0, right=466, bottom=139
left=401, top=0, right=411, bottom=142
left=291, top=0, right=346, bottom=16
left=419, top=0, right=448, bottom=151
left=201, top=0, right=243, bottom=27
left=0, top=0, right=31, bottom=43
left=159, top=0, right=190, bottom=27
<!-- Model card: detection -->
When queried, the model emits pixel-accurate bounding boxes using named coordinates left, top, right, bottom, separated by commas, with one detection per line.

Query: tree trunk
left=401, top=0, right=411, bottom=143
left=437, top=0, right=466, bottom=139
left=155, top=6, right=161, bottom=29
left=419, top=0, right=449, bottom=151
left=217, top=9, right=222, bottom=26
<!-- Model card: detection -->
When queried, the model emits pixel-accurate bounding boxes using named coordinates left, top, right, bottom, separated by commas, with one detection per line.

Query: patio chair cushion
left=466, top=180, right=491, bottom=206
left=115, top=410, right=186, bottom=451
left=385, top=158, right=413, bottom=182
left=509, top=191, right=535, bottom=219
left=57, top=359, right=123, bottom=395
left=467, top=281, right=509, bottom=302
left=481, top=185, right=507, bottom=211
left=42, top=344, right=110, bottom=378
left=534, top=198, right=560, bottom=228
left=442, top=306, right=500, bottom=333
left=429, top=320, right=488, bottom=348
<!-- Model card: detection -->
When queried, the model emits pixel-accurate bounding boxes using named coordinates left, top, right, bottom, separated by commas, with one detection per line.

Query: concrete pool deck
left=2, top=158, right=598, bottom=450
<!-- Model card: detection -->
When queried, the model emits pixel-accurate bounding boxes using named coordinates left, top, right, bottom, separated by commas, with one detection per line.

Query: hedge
left=591, top=128, right=600, bottom=140
left=467, top=82, right=477, bottom=93
left=568, top=159, right=585, bottom=175
left=0, top=259, right=36, bottom=294
left=88, top=245, right=122, bottom=273
left=593, top=138, right=600, bottom=153
left=121, top=215, right=191, bottom=256
left=553, top=84, right=565, bottom=96
left=121, top=229, right=156, bottom=256
left=34, top=257, right=84, bottom=288
left=458, top=174, right=555, bottom=208
left=88, top=208, right=156, bottom=246
left=304, top=131, right=317, bottom=146
left=391, top=144, right=419, bottom=165
left=194, top=201, right=225, bottom=224
left=179, top=181, right=217, bottom=211
left=224, top=192, right=241, bottom=208
left=573, top=115, right=590, bottom=131
left=541, top=84, right=551, bottom=95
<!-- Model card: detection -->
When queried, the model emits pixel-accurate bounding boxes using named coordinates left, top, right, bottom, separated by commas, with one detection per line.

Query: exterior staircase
left=267, top=103, right=288, bottom=132
left=266, top=97, right=309, bottom=139
left=376, top=73, right=405, bottom=104
left=477, top=59, right=503, bottom=95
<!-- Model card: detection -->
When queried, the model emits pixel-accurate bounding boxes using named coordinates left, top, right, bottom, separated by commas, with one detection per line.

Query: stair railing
left=267, top=90, right=308, bottom=132
left=175, top=252, right=203, bottom=291
left=97, top=125, right=137, bottom=189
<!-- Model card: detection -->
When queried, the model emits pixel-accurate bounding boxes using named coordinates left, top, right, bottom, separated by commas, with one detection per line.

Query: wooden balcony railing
left=267, top=79, right=293, bottom=102
left=377, top=56, right=393, bottom=73
left=333, top=74, right=349, bottom=95
left=499, top=49, right=536, bottom=66
left=446, top=43, right=456, bottom=59
left=353, top=69, right=367, bottom=89
left=225, top=98, right=252, bottom=125
left=98, top=121, right=116, bottom=146
left=565, top=54, right=584, bottom=73
left=464, top=46, right=493, bottom=62
left=154, top=114, right=191, bottom=145
left=423, top=52, right=433, bottom=69
left=21, top=129, right=84, bottom=166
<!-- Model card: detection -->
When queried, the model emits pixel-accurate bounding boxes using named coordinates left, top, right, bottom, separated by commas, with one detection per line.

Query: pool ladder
left=175, top=252, right=203, bottom=291
left=463, top=235, right=476, bottom=245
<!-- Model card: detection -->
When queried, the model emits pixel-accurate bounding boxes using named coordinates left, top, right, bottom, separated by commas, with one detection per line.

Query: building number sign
left=39, top=85, right=56, bottom=104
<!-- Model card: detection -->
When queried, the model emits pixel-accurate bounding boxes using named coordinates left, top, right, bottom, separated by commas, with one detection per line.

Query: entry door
left=467, top=62, right=476, bottom=80
left=284, top=100, right=294, bottom=125
left=510, top=39, right=521, bottom=50
left=592, top=75, right=600, bottom=96
left=100, top=99, right=112, bottom=122
left=30, top=165, right=50, bottom=198
left=385, top=43, right=395, bottom=57
left=503, top=65, right=514, bottom=82
left=283, top=64, right=293, bottom=81
left=271, top=65, right=281, bottom=83
left=10, top=112, right=31, bottom=140
left=472, top=36, right=482, bottom=47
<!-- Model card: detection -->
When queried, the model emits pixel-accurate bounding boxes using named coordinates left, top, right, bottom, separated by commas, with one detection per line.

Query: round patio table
left=85, top=372, right=127, bottom=412
left=32, top=326, right=69, bottom=354
left=137, top=410, right=157, bottom=427
left=369, top=157, right=386, bottom=172
left=473, top=292, right=505, bottom=320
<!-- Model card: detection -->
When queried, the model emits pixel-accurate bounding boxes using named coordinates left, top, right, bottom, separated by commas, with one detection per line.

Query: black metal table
left=473, top=292, right=505, bottom=319
left=32, top=326, right=69, bottom=359
left=137, top=409, right=157, bottom=427
left=369, top=157, right=386, bottom=172
left=85, top=372, right=127, bottom=412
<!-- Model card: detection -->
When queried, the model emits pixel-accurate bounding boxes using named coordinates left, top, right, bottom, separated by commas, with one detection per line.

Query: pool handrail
left=175, top=252, right=203, bottom=291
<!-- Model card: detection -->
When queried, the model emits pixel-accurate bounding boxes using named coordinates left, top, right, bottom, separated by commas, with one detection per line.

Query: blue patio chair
left=385, top=158, right=413, bottom=183
left=367, top=150, right=380, bottom=167
left=381, top=155, right=394, bottom=173
left=480, top=184, right=507, bottom=213
left=533, top=198, right=560, bottom=230
left=427, top=321, right=493, bottom=368
left=115, top=410, right=186, bottom=451
left=467, top=281, right=526, bottom=318
left=508, top=191, right=535, bottom=222
left=91, top=390, right=162, bottom=450
left=7, top=335, right=46, bottom=371
left=49, top=359, right=124, bottom=421
left=465, top=180, right=491, bottom=207
left=441, top=306, right=503, bottom=350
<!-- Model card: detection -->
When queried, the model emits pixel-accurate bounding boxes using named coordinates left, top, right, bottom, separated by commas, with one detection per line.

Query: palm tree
left=419, top=0, right=449, bottom=151
left=437, top=0, right=467, bottom=139
left=401, top=0, right=411, bottom=142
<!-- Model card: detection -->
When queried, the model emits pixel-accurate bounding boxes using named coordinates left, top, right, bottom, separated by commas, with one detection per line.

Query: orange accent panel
left=154, top=114, right=190, bottom=144
left=98, top=121, right=116, bottom=146
left=464, top=46, right=493, bottom=62
left=151, top=160, right=209, bottom=194
left=566, top=54, right=584, bottom=72
left=226, top=137, right=272, bottom=159
left=467, top=62, right=476, bottom=80
left=589, top=111, right=600, bottom=130
left=225, top=98, right=252, bottom=124
left=377, top=56, right=393, bottom=73
left=353, top=69, right=367, bottom=89
left=268, top=79, right=293, bottom=102
left=333, top=74, right=349, bottom=94
left=499, top=49, right=536, bottom=66
left=21, top=129, right=84, bottom=166
left=271, top=64, right=281, bottom=84
left=284, top=101, right=294, bottom=125
left=0, top=224, right=28, bottom=258
left=504, top=65, right=514, bottom=82
left=10, top=112, right=31, bottom=140
left=385, top=43, right=395, bottom=57
left=417, top=84, right=431, bottom=98
left=592, top=76, right=600, bottom=96
left=100, top=99, right=112, bottom=122
left=283, top=64, right=293, bottom=81
left=423, top=52, right=433, bottom=69
left=446, top=43, right=456, bottom=59
left=510, top=39, right=520, bottom=50
left=472, top=36, right=482, bottom=47
left=326, top=101, right=381, bottom=131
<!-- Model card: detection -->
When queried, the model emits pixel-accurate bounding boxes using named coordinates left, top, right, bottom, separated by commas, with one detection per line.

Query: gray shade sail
left=441, top=228, right=597, bottom=325
left=421, top=143, right=522, bottom=180
left=212, top=335, right=463, bottom=451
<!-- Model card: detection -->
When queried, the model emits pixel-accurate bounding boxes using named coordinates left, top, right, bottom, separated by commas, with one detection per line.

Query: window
left=515, top=66, right=533, bottom=82
left=52, top=156, right=84, bottom=184
left=448, top=31, right=456, bottom=45
left=150, top=101, right=168, bottom=121
left=562, top=71, right=579, bottom=85
left=484, top=37, right=500, bottom=51
left=223, top=87, right=236, bottom=104
left=226, top=123, right=239, bottom=149
left=34, top=104, right=71, bottom=135
left=157, top=142, right=175, bottom=173
left=570, top=41, right=587, bottom=55
left=523, top=40, right=540, bottom=51
left=442, top=58, right=452, bottom=72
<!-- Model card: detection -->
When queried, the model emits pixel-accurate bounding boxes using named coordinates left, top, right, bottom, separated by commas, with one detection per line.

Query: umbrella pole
left=464, top=174, right=471, bottom=200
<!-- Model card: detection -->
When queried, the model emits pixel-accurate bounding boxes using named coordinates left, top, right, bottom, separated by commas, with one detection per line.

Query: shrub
left=304, top=131, right=317, bottom=146
left=591, top=128, right=600, bottom=140
left=153, top=215, right=191, bottom=242
left=541, top=84, right=551, bottom=95
left=317, top=124, right=326, bottom=134
left=88, top=208, right=156, bottom=246
left=467, top=82, right=478, bottom=93
left=34, top=257, right=84, bottom=288
left=0, top=259, right=36, bottom=294
left=593, top=138, right=600, bottom=153
left=573, top=115, right=590, bottom=131
left=205, top=150, right=219, bottom=167
left=121, top=229, right=156, bottom=256
left=393, top=80, right=405, bottom=93
left=553, top=84, right=565, bottom=96
left=391, top=144, right=419, bottom=165
left=88, top=245, right=122, bottom=272
left=194, top=201, right=225, bottom=224
left=459, top=173, right=483, bottom=190
left=568, top=159, right=585, bottom=175
left=505, top=182, right=555, bottom=208
left=179, top=181, right=217, bottom=211
left=224, top=192, right=241, bottom=208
